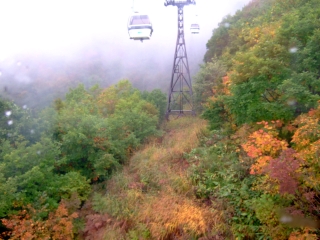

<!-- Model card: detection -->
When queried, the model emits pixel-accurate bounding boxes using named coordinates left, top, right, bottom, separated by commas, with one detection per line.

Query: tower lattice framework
left=164, top=0, right=196, bottom=120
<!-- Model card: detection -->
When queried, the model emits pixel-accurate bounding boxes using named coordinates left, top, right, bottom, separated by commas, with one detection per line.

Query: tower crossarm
left=164, top=0, right=196, bottom=7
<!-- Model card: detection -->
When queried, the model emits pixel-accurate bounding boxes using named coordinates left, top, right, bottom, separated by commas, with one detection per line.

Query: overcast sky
left=0, top=0, right=253, bottom=105
left=0, top=0, right=252, bottom=59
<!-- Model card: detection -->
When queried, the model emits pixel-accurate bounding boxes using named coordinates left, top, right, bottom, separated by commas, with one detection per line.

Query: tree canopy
left=191, top=0, right=320, bottom=238
left=0, top=80, right=165, bottom=238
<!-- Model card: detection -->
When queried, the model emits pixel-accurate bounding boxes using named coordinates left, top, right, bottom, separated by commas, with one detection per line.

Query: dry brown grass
left=163, top=116, right=207, bottom=157
left=138, top=192, right=222, bottom=239
left=90, top=117, right=225, bottom=239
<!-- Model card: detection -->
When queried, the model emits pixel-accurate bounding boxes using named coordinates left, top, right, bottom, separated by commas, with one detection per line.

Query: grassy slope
left=79, top=116, right=224, bottom=240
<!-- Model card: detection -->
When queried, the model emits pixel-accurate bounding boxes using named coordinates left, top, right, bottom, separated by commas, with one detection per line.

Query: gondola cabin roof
left=128, top=14, right=152, bottom=26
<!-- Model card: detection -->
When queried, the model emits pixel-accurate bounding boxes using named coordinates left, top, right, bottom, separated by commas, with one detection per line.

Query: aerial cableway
left=164, top=0, right=196, bottom=120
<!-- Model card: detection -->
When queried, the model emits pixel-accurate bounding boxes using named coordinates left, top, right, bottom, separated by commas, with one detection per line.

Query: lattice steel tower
left=164, top=0, right=196, bottom=120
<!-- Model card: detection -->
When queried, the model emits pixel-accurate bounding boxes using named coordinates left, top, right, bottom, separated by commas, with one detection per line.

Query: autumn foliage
left=1, top=0, right=320, bottom=238
left=242, top=121, right=288, bottom=174
left=192, top=0, right=320, bottom=237
left=1, top=202, right=78, bottom=240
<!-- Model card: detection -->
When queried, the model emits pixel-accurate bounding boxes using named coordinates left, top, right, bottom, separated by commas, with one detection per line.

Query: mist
left=0, top=0, right=251, bottom=109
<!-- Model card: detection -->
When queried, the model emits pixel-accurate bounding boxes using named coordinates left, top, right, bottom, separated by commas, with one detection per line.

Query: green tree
left=193, top=58, right=227, bottom=112
left=141, top=89, right=167, bottom=122
left=54, top=81, right=161, bottom=180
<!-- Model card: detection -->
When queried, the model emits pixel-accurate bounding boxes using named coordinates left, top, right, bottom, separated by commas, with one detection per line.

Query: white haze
left=0, top=0, right=252, bottom=107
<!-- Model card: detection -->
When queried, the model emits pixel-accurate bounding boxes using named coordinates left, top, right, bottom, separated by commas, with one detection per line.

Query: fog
left=0, top=0, right=251, bottom=108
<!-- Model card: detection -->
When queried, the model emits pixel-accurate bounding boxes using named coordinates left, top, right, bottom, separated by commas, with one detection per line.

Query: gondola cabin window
left=130, top=15, right=151, bottom=25
left=127, top=14, right=153, bottom=41
left=190, top=23, right=199, bottom=34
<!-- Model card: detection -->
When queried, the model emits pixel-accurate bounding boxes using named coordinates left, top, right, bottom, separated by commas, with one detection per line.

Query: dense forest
left=1, top=0, right=320, bottom=239
left=191, top=0, right=320, bottom=238
left=0, top=81, right=167, bottom=239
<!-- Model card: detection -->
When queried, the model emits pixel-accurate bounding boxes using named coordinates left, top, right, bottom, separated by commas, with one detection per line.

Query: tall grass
left=86, top=116, right=224, bottom=239
left=138, top=193, right=220, bottom=239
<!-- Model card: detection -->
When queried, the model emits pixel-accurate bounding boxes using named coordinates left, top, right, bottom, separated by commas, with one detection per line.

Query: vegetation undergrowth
left=81, top=116, right=225, bottom=240
left=190, top=0, right=320, bottom=238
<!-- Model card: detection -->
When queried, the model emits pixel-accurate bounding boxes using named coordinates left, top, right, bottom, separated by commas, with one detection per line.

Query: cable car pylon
left=164, top=0, right=196, bottom=120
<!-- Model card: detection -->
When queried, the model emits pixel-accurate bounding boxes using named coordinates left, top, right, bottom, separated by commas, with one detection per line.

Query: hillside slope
left=2, top=0, right=320, bottom=239
left=190, top=0, right=320, bottom=238
left=78, top=116, right=225, bottom=240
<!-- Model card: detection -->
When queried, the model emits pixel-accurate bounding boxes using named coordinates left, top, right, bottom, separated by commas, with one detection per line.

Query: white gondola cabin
left=190, top=23, right=200, bottom=34
left=128, top=14, right=153, bottom=41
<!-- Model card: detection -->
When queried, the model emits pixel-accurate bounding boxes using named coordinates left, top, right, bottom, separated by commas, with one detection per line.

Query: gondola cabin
left=190, top=23, right=200, bottom=34
left=128, top=14, right=153, bottom=41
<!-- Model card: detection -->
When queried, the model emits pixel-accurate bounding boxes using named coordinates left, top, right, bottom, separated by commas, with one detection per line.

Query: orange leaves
left=291, top=106, right=320, bottom=190
left=243, top=129, right=287, bottom=158
left=242, top=121, right=303, bottom=195
left=294, top=139, right=320, bottom=190
left=307, top=108, right=317, bottom=117
left=222, top=75, right=231, bottom=95
left=250, top=156, right=273, bottom=174
left=292, top=114, right=320, bottom=151
left=289, top=229, right=318, bottom=240
left=242, top=123, right=288, bottom=174
left=257, top=120, right=283, bottom=130
left=208, top=75, right=231, bottom=102
left=242, top=107, right=320, bottom=195
left=49, top=203, right=78, bottom=240
left=1, top=208, right=36, bottom=240
left=240, top=25, right=261, bottom=46
left=93, top=136, right=108, bottom=151
left=2, top=203, right=78, bottom=240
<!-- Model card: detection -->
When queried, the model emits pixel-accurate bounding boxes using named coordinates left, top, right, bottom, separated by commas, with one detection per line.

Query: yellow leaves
left=242, top=123, right=288, bottom=175
left=295, top=137, right=320, bottom=190
left=140, top=102, right=158, bottom=116
left=250, top=156, right=273, bottom=174
left=252, top=175, right=279, bottom=195
left=241, top=26, right=261, bottom=46
left=289, top=228, right=318, bottom=240
left=243, top=129, right=288, bottom=158
left=139, top=194, right=218, bottom=239
left=242, top=105, right=320, bottom=197
left=299, top=139, right=320, bottom=160
left=298, top=139, right=311, bottom=148
left=207, top=74, right=232, bottom=102
left=257, top=120, right=283, bottom=131
left=292, top=115, right=320, bottom=150
left=220, top=75, right=231, bottom=95
left=302, top=172, right=320, bottom=190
